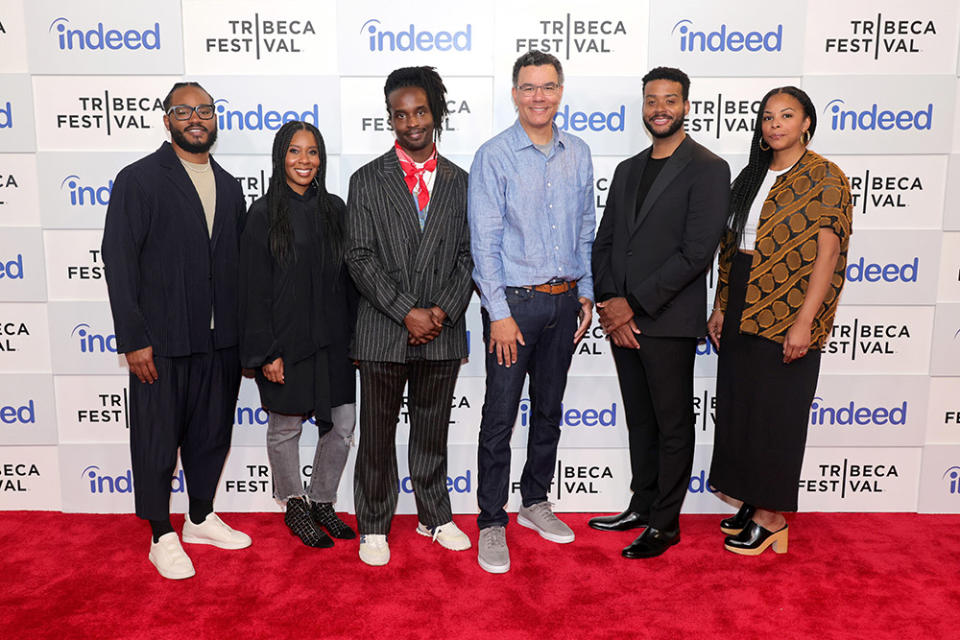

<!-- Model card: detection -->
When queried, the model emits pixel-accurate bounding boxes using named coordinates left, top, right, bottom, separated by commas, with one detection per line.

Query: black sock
left=189, top=498, right=214, bottom=525
left=150, top=519, right=174, bottom=543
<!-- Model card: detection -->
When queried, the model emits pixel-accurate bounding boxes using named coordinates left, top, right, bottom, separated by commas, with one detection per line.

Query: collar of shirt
left=506, top=119, right=567, bottom=154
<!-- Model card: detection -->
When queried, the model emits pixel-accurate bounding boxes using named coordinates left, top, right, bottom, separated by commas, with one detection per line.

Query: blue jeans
left=476, top=286, right=579, bottom=529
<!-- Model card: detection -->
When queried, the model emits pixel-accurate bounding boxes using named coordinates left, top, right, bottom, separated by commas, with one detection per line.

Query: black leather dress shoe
left=588, top=510, right=647, bottom=532
left=621, top=527, right=680, bottom=559
left=720, top=504, right=756, bottom=535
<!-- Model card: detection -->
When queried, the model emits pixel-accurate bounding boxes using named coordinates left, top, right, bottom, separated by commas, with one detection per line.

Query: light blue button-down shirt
left=468, top=120, right=595, bottom=321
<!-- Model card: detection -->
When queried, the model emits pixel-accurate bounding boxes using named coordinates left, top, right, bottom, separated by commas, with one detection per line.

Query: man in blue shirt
left=468, top=51, right=595, bottom=574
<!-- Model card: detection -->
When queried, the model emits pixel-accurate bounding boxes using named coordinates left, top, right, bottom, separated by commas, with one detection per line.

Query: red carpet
left=2, top=511, right=959, bottom=639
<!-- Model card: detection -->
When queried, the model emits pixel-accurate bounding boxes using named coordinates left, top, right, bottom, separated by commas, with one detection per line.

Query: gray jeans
left=266, top=403, right=356, bottom=504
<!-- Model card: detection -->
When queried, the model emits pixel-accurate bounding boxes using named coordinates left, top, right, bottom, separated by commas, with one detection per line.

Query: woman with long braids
left=707, top=87, right=852, bottom=555
left=239, top=121, right=358, bottom=548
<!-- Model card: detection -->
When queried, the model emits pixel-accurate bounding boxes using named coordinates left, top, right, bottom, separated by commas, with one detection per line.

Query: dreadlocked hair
left=266, top=120, right=344, bottom=273
left=723, top=85, right=817, bottom=263
left=383, top=66, right=449, bottom=140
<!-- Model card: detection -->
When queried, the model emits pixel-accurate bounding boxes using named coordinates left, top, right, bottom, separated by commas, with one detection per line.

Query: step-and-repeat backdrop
left=3, top=0, right=960, bottom=516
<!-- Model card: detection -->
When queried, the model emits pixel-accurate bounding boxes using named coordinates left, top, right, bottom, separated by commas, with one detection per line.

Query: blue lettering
left=51, top=18, right=161, bottom=51
left=0, top=400, right=36, bottom=424
left=827, top=100, right=933, bottom=131
left=846, top=257, right=918, bottom=283
left=672, top=20, right=782, bottom=53
left=0, top=254, right=24, bottom=280
left=0, top=101, right=11, bottom=128
left=554, top=105, right=625, bottom=133
left=363, top=19, right=471, bottom=52
left=809, top=397, right=907, bottom=426
left=215, top=100, right=320, bottom=131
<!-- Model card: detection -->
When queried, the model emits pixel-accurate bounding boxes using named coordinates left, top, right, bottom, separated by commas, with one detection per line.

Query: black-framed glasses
left=516, top=83, right=561, bottom=97
left=166, top=104, right=215, bottom=120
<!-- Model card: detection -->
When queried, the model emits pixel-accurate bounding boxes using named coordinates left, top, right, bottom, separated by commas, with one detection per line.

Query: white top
left=741, top=166, right=790, bottom=251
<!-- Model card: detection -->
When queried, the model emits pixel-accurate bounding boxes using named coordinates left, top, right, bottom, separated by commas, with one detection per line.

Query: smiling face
left=164, top=85, right=217, bottom=156
left=283, top=128, right=320, bottom=195
left=642, top=79, right=689, bottom=140
left=761, top=92, right=811, bottom=154
left=512, top=64, right=563, bottom=137
left=388, top=86, right=435, bottom=162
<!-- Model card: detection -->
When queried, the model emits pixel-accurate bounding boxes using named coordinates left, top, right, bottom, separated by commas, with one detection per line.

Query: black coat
left=102, top=142, right=244, bottom=356
left=593, top=136, right=730, bottom=338
left=239, top=185, right=357, bottom=418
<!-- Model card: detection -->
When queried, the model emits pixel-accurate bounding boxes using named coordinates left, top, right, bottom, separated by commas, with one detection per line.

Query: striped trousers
left=354, top=359, right=460, bottom=535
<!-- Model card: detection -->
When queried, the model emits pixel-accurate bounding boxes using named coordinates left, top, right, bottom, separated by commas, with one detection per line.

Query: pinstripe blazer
left=346, top=149, right=474, bottom=364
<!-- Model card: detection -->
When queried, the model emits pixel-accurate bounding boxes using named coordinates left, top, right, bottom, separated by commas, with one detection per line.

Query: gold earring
left=758, top=138, right=770, bottom=151
left=801, top=130, right=811, bottom=146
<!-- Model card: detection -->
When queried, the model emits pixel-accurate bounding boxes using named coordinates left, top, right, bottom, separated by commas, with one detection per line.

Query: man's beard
left=643, top=115, right=685, bottom=139
left=170, top=124, right=218, bottom=154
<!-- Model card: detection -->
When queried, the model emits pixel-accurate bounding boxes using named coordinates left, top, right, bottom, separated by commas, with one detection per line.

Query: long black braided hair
left=723, top=86, right=817, bottom=262
left=266, top=120, right=343, bottom=271
left=383, top=66, right=450, bottom=141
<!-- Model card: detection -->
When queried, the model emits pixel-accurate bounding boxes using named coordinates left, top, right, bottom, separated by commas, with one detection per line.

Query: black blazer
left=593, top=136, right=730, bottom=338
left=346, top=149, right=474, bottom=364
left=102, top=142, right=245, bottom=357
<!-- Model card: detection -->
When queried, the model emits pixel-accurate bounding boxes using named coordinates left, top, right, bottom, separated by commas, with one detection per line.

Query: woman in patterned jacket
left=706, top=86, right=853, bottom=556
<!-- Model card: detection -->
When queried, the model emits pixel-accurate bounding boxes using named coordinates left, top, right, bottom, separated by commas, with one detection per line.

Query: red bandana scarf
left=395, top=141, right=437, bottom=212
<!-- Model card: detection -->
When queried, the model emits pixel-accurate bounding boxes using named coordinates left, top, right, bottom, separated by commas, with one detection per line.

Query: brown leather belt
left=523, top=279, right=578, bottom=295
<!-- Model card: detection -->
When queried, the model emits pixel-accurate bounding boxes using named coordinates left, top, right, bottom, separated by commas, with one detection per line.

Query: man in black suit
left=345, top=67, right=474, bottom=567
left=102, top=82, right=250, bottom=580
left=591, top=67, right=730, bottom=558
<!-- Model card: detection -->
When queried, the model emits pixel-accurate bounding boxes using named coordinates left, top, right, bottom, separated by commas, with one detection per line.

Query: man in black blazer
left=591, top=67, right=730, bottom=558
left=102, top=82, right=250, bottom=580
left=345, top=67, right=474, bottom=567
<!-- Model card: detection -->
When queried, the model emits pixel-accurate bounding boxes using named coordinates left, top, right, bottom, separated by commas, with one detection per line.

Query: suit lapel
left=379, top=151, right=423, bottom=242
left=209, top=158, right=231, bottom=250
left=413, top=156, right=455, bottom=274
left=158, top=143, right=211, bottom=241
left=632, top=136, right=695, bottom=234
left=623, top=150, right=649, bottom=236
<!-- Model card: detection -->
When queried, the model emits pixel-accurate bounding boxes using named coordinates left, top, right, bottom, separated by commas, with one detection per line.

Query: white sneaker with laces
left=181, top=512, right=252, bottom=550
left=416, top=521, right=472, bottom=551
left=149, top=532, right=196, bottom=580
left=359, top=534, right=390, bottom=566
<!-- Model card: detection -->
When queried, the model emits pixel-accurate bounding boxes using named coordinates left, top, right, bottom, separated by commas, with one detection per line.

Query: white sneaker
left=149, top=532, right=196, bottom=580
left=359, top=534, right=390, bottom=566
left=182, top=513, right=252, bottom=550
left=416, top=521, right=472, bottom=551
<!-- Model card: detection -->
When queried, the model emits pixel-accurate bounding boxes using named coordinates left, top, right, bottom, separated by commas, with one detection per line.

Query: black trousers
left=354, top=359, right=460, bottom=535
left=129, top=345, right=241, bottom=520
left=611, top=336, right=697, bottom=531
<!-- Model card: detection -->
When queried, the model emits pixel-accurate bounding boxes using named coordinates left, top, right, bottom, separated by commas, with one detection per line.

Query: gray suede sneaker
left=477, top=526, right=510, bottom=574
left=518, top=501, right=575, bottom=543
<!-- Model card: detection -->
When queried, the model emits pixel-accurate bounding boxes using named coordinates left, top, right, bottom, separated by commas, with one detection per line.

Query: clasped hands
left=596, top=297, right=641, bottom=349
left=405, top=306, right=447, bottom=345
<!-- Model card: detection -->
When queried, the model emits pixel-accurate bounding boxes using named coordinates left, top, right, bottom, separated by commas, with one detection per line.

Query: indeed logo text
left=0, top=102, right=11, bottom=129
left=49, top=17, right=161, bottom=51
left=944, top=466, right=960, bottom=495
left=825, top=99, right=932, bottom=131
left=555, top=105, right=624, bottom=132
left=399, top=470, right=471, bottom=494
left=82, top=465, right=184, bottom=494
left=60, top=175, right=113, bottom=207
left=810, top=397, right=907, bottom=426
left=215, top=99, right=320, bottom=131
left=671, top=20, right=783, bottom=52
left=0, top=400, right=35, bottom=424
left=846, top=257, right=918, bottom=283
left=361, top=19, right=471, bottom=52
left=72, top=323, right=117, bottom=354
left=0, top=254, right=24, bottom=280
left=519, top=398, right=617, bottom=428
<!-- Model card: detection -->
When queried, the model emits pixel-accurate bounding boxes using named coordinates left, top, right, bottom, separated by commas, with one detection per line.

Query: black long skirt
left=708, top=251, right=821, bottom=512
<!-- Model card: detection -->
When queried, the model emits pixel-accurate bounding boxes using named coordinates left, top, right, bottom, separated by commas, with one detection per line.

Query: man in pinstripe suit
left=345, top=67, right=475, bottom=567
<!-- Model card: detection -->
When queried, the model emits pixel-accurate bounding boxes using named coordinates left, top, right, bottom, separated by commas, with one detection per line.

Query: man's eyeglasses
left=166, top=104, right=216, bottom=120
left=515, top=83, right=561, bottom=97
